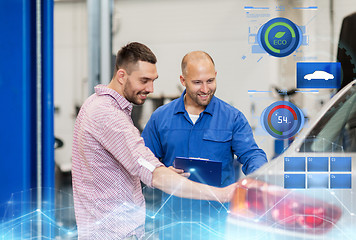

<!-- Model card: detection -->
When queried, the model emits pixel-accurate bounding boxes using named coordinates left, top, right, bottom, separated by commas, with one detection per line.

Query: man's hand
left=153, top=166, right=235, bottom=202
left=218, top=182, right=238, bottom=203
left=168, top=166, right=190, bottom=178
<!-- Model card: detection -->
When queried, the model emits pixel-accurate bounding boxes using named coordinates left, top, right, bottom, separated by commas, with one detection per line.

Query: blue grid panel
left=330, top=174, right=352, bottom=189
left=284, top=174, right=305, bottom=189
left=330, top=157, right=352, bottom=172
left=284, top=157, right=305, bottom=172
left=307, top=174, right=329, bottom=189
left=307, top=157, right=329, bottom=172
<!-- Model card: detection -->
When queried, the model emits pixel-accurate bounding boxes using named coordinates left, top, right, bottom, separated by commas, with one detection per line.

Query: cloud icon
left=304, top=71, right=334, bottom=81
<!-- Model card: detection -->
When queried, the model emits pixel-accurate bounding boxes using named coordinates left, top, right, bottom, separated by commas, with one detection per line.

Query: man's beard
left=123, top=80, right=148, bottom=105
left=187, top=90, right=215, bottom=107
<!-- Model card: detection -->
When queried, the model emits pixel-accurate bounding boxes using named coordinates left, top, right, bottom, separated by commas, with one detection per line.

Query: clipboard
left=173, top=157, right=222, bottom=187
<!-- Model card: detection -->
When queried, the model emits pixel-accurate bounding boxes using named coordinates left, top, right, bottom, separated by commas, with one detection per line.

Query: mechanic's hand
left=168, top=166, right=190, bottom=178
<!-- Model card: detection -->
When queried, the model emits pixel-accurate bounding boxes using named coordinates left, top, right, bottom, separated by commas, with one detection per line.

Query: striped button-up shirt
left=72, top=85, right=163, bottom=239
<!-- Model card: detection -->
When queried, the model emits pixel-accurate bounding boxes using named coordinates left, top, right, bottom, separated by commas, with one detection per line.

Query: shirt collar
left=174, top=89, right=216, bottom=115
left=94, top=84, right=133, bottom=113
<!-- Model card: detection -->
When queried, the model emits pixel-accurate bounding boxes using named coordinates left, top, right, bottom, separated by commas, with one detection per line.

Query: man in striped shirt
left=72, top=42, right=237, bottom=239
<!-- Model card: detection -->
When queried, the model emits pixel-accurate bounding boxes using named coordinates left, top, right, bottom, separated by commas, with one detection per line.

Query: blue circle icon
left=260, top=101, right=305, bottom=139
left=257, top=17, right=302, bottom=58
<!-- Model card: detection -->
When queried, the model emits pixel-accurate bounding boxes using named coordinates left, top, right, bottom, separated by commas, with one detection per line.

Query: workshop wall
left=53, top=0, right=356, bottom=169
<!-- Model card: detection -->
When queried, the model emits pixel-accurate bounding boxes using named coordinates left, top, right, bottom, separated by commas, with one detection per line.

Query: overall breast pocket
left=202, top=130, right=232, bottom=161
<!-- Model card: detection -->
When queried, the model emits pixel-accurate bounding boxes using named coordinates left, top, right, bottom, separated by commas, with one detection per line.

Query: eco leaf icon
left=274, top=32, right=285, bottom=38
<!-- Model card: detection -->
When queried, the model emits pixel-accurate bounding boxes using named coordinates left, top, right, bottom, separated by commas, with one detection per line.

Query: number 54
left=278, top=116, right=288, bottom=123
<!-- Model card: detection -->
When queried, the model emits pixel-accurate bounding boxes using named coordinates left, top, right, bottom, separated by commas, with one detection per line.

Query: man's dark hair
left=114, top=42, right=157, bottom=75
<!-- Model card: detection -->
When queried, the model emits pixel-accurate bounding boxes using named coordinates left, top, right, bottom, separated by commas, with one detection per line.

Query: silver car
left=227, top=80, right=356, bottom=240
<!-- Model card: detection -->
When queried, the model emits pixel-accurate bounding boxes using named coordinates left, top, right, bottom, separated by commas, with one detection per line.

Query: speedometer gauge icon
left=261, top=101, right=305, bottom=139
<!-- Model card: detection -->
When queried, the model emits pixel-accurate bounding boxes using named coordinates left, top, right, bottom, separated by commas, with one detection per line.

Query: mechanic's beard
left=190, top=91, right=215, bottom=107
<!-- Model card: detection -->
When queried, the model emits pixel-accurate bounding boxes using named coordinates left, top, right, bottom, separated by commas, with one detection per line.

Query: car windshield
left=299, top=83, right=356, bottom=152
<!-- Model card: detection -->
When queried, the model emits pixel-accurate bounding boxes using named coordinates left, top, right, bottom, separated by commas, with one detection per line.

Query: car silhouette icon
left=304, top=70, right=334, bottom=80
